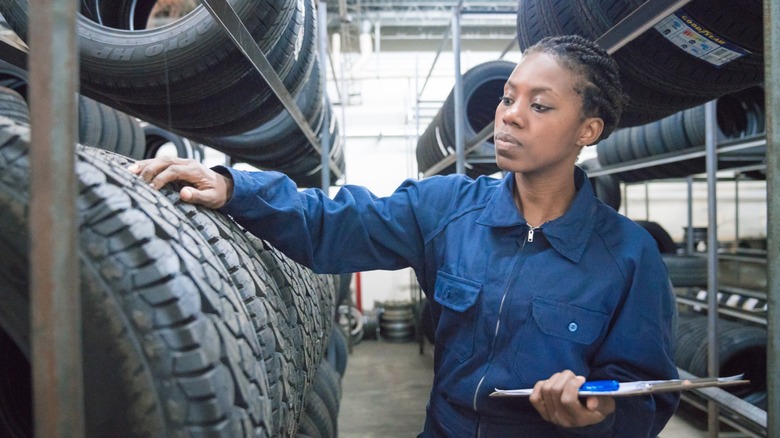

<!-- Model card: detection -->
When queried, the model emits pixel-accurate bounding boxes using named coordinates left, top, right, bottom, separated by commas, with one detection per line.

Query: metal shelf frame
left=10, top=0, right=780, bottom=436
left=413, top=0, right=515, bottom=178
left=201, top=0, right=341, bottom=191
left=416, top=0, right=777, bottom=436
left=417, top=0, right=693, bottom=179
left=25, top=0, right=84, bottom=436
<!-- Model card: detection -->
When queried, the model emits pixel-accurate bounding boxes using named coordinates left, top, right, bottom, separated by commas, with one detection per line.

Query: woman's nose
left=500, top=102, right=525, bottom=128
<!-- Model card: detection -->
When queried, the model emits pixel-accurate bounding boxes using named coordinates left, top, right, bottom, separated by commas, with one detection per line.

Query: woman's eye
left=531, top=103, right=550, bottom=112
left=500, top=96, right=513, bottom=106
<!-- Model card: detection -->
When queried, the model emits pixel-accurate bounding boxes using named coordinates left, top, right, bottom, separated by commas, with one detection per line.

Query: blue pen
left=580, top=380, right=620, bottom=392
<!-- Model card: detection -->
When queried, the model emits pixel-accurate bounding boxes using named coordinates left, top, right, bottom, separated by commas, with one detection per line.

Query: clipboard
left=490, top=374, right=750, bottom=398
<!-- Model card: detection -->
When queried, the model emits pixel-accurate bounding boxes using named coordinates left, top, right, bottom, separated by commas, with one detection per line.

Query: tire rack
left=585, top=2, right=777, bottom=436
left=415, top=0, right=516, bottom=178
left=199, top=0, right=342, bottom=191
left=2, top=0, right=779, bottom=436
left=591, top=107, right=770, bottom=436
left=0, top=0, right=347, bottom=436
left=416, top=0, right=779, bottom=436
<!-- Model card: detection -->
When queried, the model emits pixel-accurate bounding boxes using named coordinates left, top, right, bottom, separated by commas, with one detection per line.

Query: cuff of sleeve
left=210, top=166, right=294, bottom=219
left=210, top=165, right=238, bottom=208
left=556, top=413, right=615, bottom=437
left=210, top=165, right=257, bottom=215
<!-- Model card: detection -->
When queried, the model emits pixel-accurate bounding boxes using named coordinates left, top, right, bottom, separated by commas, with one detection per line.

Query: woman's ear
left=577, top=117, right=605, bottom=147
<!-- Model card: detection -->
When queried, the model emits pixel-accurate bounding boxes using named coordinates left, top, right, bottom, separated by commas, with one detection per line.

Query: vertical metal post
left=765, top=0, right=780, bottom=435
left=734, top=174, right=740, bottom=244
left=415, top=56, right=421, bottom=159
left=338, top=30, right=348, bottom=184
left=28, top=0, right=84, bottom=436
left=686, top=176, right=695, bottom=254
left=451, top=9, right=465, bottom=174
left=319, top=1, right=331, bottom=191
left=622, top=183, right=628, bottom=217
left=704, top=99, right=720, bottom=437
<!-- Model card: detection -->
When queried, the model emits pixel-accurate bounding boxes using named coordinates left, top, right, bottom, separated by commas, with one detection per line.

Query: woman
left=130, top=35, right=679, bottom=437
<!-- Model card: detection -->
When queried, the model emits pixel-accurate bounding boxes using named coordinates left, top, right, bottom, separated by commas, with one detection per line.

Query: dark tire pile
left=0, top=116, right=347, bottom=437
left=417, top=0, right=764, bottom=180
left=595, top=86, right=766, bottom=183
left=631, top=220, right=768, bottom=410
left=516, top=0, right=764, bottom=128
left=415, top=60, right=515, bottom=178
left=0, top=0, right=343, bottom=187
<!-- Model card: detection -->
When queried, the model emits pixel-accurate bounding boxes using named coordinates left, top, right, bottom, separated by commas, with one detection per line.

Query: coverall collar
left=476, top=166, right=597, bottom=263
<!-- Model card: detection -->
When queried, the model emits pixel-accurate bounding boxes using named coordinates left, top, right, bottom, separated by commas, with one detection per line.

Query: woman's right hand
left=128, top=157, right=234, bottom=209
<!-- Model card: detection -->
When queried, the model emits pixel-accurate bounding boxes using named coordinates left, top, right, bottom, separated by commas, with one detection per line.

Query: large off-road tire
left=253, top=240, right=333, bottom=377
left=0, top=0, right=306, bottom=137
left=0, top=118, right=272, bottom=437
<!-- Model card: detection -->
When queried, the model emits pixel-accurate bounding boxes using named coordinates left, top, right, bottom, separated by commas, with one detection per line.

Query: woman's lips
left=494, top=132, right=521, bottom=149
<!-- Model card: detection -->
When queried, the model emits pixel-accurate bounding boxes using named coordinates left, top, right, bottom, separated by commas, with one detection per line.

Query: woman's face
left=493, top=52, right=602, bottom=176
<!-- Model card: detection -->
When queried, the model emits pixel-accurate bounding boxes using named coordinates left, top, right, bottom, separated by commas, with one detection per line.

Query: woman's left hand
left=529, top=370, right=616, bottom=428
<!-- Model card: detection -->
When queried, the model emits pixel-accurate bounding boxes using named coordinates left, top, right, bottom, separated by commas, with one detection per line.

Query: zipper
left=527, top=224, right=540, bottom=243
left=472, top=234, right=528, bottom=413
left=472, top=292, right=507, bottom=411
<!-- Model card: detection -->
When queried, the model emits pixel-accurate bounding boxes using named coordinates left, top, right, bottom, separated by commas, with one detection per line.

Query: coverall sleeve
left=563, top=242, right=680, bottom=438
left=216, top=167, right=430, bottom=275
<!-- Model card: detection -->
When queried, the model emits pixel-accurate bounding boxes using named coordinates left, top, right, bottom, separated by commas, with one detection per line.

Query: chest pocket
left=514, top=297, right=609, bottom=382
left=434, top=271, right=482, bottom=362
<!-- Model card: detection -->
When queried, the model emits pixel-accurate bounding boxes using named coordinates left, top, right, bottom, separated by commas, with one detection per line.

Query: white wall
left=620, top=179, right=767, bottom=244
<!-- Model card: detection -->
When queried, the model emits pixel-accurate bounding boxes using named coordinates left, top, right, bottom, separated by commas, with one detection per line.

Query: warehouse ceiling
left=326, top=0, right=518, bottom=52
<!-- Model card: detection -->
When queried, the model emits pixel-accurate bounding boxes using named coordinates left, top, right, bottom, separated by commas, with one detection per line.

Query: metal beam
left=452, top=8, right=464, bottom=174
left=200, top=0, right=342, bottom=178
left=28, top=0, right=84, bottom=436
left=595, top=0, right=693, bottom=54
left=704, top=99, right=720, bottom=437
left=765, top=0, right=780, bottom=436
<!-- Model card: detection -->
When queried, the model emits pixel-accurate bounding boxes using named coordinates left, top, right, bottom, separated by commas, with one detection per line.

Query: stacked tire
left=595, top=87, right=765, bottom=182
left=675, top=312, right=767, bottom=408
left=0, top=117, right=337, bottom=437
left=0, top=0, right=344, bottom=185
left=0, top=60, right=147, bottom=160
left=378, top=301, right=416, bottom=343
left=416, top=60, right=515, bottom=178
left=516, top=0, right=764, bottom=128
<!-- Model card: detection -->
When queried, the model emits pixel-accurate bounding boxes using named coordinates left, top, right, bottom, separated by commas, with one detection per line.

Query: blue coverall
left=217, top=165, right=680, bottom=437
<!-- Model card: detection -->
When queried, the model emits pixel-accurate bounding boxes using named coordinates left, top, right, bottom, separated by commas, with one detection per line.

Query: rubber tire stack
left=416, top=60, right=515, bottom=178
left=0, top=60, right=147, bottom=160
left=674, top=311, right=767, bottom=409
left=0, top=0, right=344, bottom=186
left=595, top=87, right=766, bottom=182
left=0, top=117, right=340, bottom=437
left=516, top=0, right=764, bottom=128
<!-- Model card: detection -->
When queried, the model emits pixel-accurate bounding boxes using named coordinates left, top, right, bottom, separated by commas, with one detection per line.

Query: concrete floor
left=338, top=340, right=710, bottom=437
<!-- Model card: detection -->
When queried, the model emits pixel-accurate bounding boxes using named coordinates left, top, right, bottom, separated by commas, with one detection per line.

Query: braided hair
left=523, top=35, right=627, bottom=143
